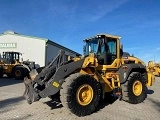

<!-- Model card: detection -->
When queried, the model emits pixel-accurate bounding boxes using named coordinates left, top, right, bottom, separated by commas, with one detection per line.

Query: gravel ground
left=0, top=77, right=160, bottom=120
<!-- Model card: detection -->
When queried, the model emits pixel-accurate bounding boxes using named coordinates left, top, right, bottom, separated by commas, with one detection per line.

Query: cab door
left=97, top=37, right=121, bottom=70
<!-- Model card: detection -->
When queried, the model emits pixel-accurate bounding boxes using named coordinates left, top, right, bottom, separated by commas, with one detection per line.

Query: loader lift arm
left=32, top=50, right=65, bottom=85
left=24, top=50, right=83, bottom=104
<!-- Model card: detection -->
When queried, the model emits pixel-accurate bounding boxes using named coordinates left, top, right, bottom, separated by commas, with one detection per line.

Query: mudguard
left=117, top=63, right=147, bottom=84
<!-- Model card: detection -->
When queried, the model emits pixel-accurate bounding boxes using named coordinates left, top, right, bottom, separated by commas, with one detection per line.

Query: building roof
left=0, top=30, right=81, bottom=56
left=1, top=30, right=48, bottom=41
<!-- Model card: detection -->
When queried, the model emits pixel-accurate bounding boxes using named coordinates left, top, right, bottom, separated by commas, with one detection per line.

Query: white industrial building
left=0, top=30, right=80, bottom=68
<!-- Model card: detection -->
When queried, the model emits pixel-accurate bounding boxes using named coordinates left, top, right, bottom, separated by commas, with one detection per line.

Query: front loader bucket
left=23, top=77, right=40, bottom=104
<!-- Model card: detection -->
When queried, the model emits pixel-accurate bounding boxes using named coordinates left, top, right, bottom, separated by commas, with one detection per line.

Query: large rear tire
left=121, top=72, right=147, bottom=104
left=60, top=73, right=101, bottom=116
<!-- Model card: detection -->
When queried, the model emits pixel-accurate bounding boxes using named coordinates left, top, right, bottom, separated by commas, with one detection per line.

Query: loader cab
left=2, top=52, right=21, bottom=64
left=84, top=34, right=122, bottom=66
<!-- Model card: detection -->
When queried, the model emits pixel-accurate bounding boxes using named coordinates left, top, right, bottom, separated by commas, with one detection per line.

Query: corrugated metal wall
left=45, top=43, right=78, bottom=66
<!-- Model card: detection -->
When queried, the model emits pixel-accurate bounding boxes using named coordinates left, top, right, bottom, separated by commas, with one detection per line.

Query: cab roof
left=83, top=33, right=121, bottom=41
left=3, top=51, right=22, bottom=54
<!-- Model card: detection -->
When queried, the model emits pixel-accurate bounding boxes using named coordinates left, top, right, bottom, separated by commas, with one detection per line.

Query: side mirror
left=120, top=44, right=123, bottom=57
left=83, top=45, right=86, bottom=55
left=120, top=44, right=123, bottom=50
left=120, top=49, right=123, bottom=57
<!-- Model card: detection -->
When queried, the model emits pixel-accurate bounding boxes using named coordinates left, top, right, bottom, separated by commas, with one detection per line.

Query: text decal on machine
left=0, top=43, right=17, bottom=48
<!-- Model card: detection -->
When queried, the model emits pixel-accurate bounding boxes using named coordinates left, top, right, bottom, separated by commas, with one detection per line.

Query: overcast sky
left=0, top=0, right=160, bottom=64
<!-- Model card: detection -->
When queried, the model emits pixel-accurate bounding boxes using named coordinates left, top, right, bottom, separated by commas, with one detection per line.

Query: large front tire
left=121, top=72, right=147, bottom=104
left=13, top=66, right=26, bottom=80
left=60, top=73, right=101, bottom=116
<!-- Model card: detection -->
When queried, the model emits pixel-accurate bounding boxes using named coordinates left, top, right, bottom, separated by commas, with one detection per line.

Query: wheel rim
left=76, top=84, right=93, bottom=106
left=132, top=80, right=142, bottom=96
left=15, top=70, right=21, bottom=77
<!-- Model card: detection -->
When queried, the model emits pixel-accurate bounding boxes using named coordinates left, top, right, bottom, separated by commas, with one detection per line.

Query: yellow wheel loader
left=23, top=34, right=152, bottom=116
left=0, top=51, right=35, bottom=79
left=147, top=61, right=160, bottom=77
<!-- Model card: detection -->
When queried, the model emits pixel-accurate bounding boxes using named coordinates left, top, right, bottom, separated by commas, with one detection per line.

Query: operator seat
left=98, top=43, right=112, bottom=65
